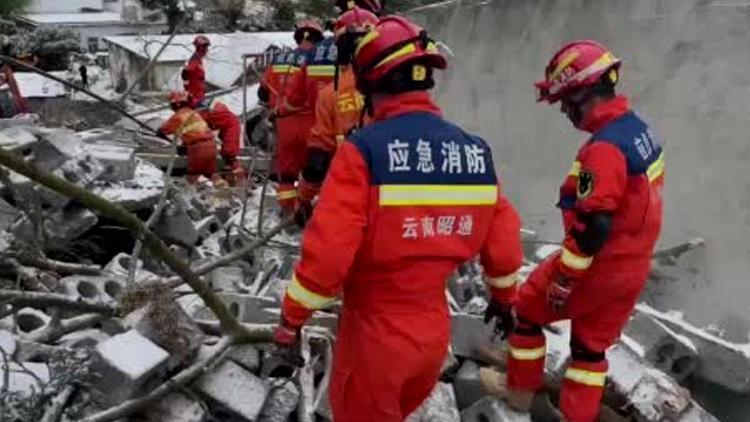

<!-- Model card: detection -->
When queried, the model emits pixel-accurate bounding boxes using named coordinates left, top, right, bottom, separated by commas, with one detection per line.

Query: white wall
left=29, top=0, right=104, bottom=13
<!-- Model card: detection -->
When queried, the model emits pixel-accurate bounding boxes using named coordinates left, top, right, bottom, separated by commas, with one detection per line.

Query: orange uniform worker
left=197, top=100, right=244, bottom=184
left=258, top=47, right=307, bottom=110
left=481, top=41, right=665, bottom=422
left=273, top=16, right=524, bottom=421
left=296, top=8, right=377, bottom=223
left=182, top=36, right=210, bottom=107
left=158, top=91, right=217, bottom=182
left=273, top=19, right=328, bottom=215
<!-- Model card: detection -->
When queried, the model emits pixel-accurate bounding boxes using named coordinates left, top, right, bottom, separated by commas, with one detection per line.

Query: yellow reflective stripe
left=278, top=189, right=298, bottom=200
left=565, top=368, right=607, bottom=387
left=486, top=273, right=518, bottom=289
left=568, top=161, right=581, bottom=177
left=286, top=274, right=336, bottom=310
left=375, top=43, right=417, bottom=69
left=176, top=111, right=208, bottom=137
left=561, top=247, right=593, bottom=270
left=335, top=134, right=345, bottom=143
left=549, top=51, right=580, bottom=81
left=509, top=346, right=546, bottom=361
left=307, top=65, right=336, bottom=77
left=379, top=185, right=498, bottom=207
left=272, top=65, right=299, bottom=73
left=355, top=30, right=379, bottom=56
left=647, top=152, right=665, bottom=182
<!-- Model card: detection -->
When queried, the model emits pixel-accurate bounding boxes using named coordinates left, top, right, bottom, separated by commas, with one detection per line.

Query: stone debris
left=195, top=360, right=269, bottom=422
left=0, top=118, right=725, bottom=421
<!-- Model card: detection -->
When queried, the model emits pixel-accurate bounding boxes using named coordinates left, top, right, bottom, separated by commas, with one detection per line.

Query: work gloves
left=272, top=319, right=304, bottom=368
left=546, top=275, right=573, bottom=314
left=484, top=300, right=516, bottom=340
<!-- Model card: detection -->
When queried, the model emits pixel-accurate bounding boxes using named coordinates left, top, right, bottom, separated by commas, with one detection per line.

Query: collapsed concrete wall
left=410, top=0, right=750, bottom=333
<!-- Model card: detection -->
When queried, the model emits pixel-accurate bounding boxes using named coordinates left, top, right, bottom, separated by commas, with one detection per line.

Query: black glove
left=483, top=301, right=516, bottom=340
left=294, top=200, right=314, bottom=228
left=176, top=145, right=188, bottom=156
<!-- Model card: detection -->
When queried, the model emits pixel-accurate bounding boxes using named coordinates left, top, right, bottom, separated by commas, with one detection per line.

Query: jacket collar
left=580, top=95, right=630, bottom=133
left=371, top=91, right=442, bottom=122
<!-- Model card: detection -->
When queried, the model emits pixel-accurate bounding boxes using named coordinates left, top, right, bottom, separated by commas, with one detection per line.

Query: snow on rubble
left=0, top=114, right=725, bottom=421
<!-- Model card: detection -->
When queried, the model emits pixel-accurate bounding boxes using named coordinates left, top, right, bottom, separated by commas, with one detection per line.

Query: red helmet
left=335, top=7, right=378, bottom=40
left=294, top=19, right=325, bottom=44
left=168, top=90, right=190, bottom=106
left=193, top=35, right=211, bottom=47
left=535, top=40, right=621, bottom=104
left=334, top=0, right=383, bottom=15
left=353, top=15, right=446, bottom=86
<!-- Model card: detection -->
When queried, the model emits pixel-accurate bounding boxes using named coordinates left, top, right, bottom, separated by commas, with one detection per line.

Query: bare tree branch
left=2, top=252, right=101, bottom=276
left=27, top=313, right=108, bottom=344
left=0, top=290, right=115, bottom=316
left=40, top=385, right=75, bottom=422
left=0, top=145, right=247, bottom=339
left=79, top=336, right=233, bottom=422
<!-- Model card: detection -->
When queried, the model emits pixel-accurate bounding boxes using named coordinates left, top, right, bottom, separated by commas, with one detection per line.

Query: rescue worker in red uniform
left=196, top=99, right=245, bottom=185
left=296, top=7, right=378, bottom=225
left=273, top=16, right=524, bottom=421
left=481, top=41, right=665, bottom=422
left=258, top=43, right=308, bottom=111
left=182, top=35, right=210, bottom=107
left=273, top=19, right=326, bottom=215
left=158, top=91, right=217, bottom=183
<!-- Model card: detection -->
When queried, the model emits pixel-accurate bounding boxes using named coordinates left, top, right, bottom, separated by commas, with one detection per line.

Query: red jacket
left=282, top=38, right=337, bottom=116
left=281, top=92, right=523, bottom=326
left=200, top=101, right=241, bottom=158
left=557, top=96, right=664, bottom=277
left=261, top=48, right=307, bottom=109
left=182, top=53, right=206, bottom=104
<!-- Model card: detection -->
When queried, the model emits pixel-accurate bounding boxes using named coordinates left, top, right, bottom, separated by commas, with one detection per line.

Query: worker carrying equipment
left=274, top=18, right=330, bottom=216
left=196, top=99, right=245, bottom=186
left=483, top=40, right=665, bottom=422
left=182, top=35, right=210, bottom=107
left=296, top=7, right=378, bottom=226
left=158, top=91, right=217, bottom=183
left=273, top=15, right=524, bottom=421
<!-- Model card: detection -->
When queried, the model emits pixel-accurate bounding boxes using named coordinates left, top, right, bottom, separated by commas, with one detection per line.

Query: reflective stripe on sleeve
left=568, top=161, right=581, bottom=177
left=509, top=346, right=546, bottom=361
left=379, top=184, right=498, bottom=207
left=564, top=368, right=607, bottom=387
left=277, top=189, right=298, bottom=200
left=272, top=65, right=299, bottom=74
left=286, top=274, right=336, bottom=310
left=486, top=273, right=518, bottom=289
left=647, top=152, right=665, bottom=182
left=561, top=247, right=593, bottom=270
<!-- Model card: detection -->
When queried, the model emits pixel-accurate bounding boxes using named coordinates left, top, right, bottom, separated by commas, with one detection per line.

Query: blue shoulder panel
left=589, top=111, right=663, bottom=175
left=348, top=112, right=498, bottom=186
left=309, top=37, right=338, bottom=65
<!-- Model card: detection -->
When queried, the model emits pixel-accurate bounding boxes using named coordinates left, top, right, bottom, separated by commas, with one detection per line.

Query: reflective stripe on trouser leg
left=560, top=359, right=608, bottom=422
left=507, top=331, right=546, bottom=391
left=277, top=183, right=297, bottom=213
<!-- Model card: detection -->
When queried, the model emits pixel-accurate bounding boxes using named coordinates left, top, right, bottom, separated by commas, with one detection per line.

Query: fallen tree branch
left=27, top=313, right=108, bottom=344
left=2, top=252, right=101, bottom=276
left=0, top=290, right=115, bottom=316
left=0, top=146, right=246, bottom=339
left=79, top=336, right=232, bottom=422
left=40, top=385, right=75, bottom=422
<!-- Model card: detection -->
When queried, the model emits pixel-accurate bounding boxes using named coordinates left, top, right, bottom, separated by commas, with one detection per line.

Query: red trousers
left=275, top=114, right=314, bottom=181
left=330, top=307, right=449, bottom=421
left=508, top=254, right=649, bottom=422
left=187, top=140, right=217, bottom=178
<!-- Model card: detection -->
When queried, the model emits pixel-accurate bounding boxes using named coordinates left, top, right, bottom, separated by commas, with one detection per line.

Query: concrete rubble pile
left=0, top=116, right=725, bottom=421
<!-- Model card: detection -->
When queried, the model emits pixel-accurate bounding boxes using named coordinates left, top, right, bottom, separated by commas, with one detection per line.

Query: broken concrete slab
left=228, top=344, right=261, bottom=373
left=258, top=378, right=300, bottom=422
left=0, top=114, right=39, bottom=129
left=91, top=159, right=164, bottom=211
left=195, top=215, right=222, bottom=241
left=124, top=300, right=204, bottom=364
left=0, top=362, right=50, bottom=394
left=623, top=312, right=698, bottom=382
left=195, top=360, right=269, bottom=421
left=92, top=330, right=170, bottom=404
left=452, top=360, right=486, bottom=410
left=0, top=127, right=38, bottom=157
left=59, top=329, right=111, bottom=349
left=450, top=313, right=501, bottom=361
left=154, top=201, right=199, bottom=247
left=0, top=197, right=19, bottom=231
left=0, top=329, right=17, bottom=356
left=86, top=143, right=137, bottom=182
left=636, top=304, right=750, bottom=393
left=16, top=307, right=51, bottom=334
left=147, top=392, right=207, bottom=422
left=14, top=205, right=100, bottom=246
left=407, top=382, right=460, bottom=422
left=460, top=396, right=531, bottom=422
left=209, top=266, right=246, bottom=293
left=198, top=293, right=278, bottom=324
